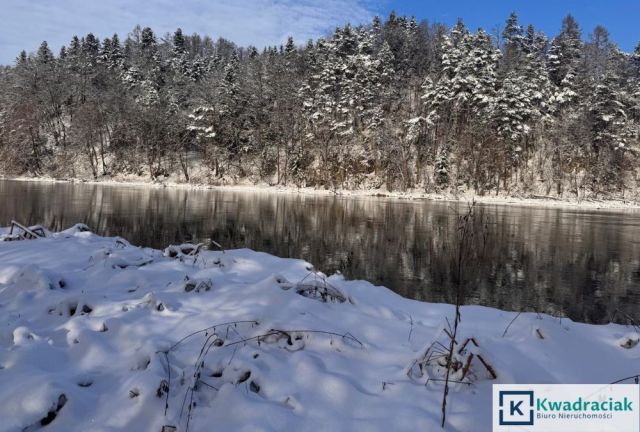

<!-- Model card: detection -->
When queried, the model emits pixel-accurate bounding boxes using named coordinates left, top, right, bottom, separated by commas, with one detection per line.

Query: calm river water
left=2, top=179, right=640, bottom=323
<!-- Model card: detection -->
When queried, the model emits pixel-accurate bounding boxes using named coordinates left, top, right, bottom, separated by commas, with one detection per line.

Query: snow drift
left=0, top=225, right=638, bottom=431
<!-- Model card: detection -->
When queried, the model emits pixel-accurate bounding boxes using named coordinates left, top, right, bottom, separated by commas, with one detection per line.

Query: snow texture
left=0, top=225, right=638, bottom=431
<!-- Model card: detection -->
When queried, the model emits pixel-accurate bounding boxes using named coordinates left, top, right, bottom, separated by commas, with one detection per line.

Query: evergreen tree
left=36, top=41, right=54, bottom=65
left=83, top=33, right=100, bottom=65
left=109, top=34, right=124, bottom=69
left=589, top=68, right=632, bottom=190
left=173, top=28, right=186, bottom=56
left=0, top=15, right=638, bottom=199
left=548, top=15, right=582, bottom=107
left=16, top=50, right=28, bottom=66
left=502, top=12, right=523, bottom=49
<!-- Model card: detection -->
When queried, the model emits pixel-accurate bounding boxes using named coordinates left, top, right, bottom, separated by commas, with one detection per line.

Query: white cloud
left=0, top=0, right=379, bottom=64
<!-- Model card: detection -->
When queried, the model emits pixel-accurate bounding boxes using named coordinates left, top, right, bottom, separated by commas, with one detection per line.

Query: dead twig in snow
left=441, top=201, right=488, bottom=429
left=611, top=374, right=640, bottom=385
left=502, top=311, right=523, bottom=337
left=408, top=314, right=414, bottom=342
left=165, top=325, right=364, bottom=432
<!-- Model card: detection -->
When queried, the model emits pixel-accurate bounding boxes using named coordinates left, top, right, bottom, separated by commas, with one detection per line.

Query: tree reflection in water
left=2, top=179, right=639, bottom=324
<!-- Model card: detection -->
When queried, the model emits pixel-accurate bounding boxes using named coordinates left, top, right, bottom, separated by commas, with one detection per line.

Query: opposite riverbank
left=3, top=174, right=640, bottom=211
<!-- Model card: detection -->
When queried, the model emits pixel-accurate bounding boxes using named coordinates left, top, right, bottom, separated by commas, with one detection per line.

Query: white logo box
left=493, top=384, right=640, bottom=431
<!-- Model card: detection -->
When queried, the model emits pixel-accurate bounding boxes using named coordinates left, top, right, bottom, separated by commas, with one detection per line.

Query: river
left=2, top=179, right=640, bottom=323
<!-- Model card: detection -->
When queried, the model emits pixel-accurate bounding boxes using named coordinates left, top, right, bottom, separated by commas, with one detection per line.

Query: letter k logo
left=498, top=390, right=534, bottom=426
left=510, top=400, right=524, bottom=416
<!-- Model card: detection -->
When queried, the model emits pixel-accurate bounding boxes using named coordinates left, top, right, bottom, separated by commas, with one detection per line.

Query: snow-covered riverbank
left=3, top=175, right=640, bottom=211
left=1, top=226, right=639, bottom=431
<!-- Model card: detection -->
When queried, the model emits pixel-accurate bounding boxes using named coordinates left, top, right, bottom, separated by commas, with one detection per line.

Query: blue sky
left=387, top=0, right=640, bottom=50
left=0, top=0, right=638, bottom=65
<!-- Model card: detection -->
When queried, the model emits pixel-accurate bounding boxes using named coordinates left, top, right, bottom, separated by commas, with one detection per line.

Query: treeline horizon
left=0, top=12, right=639, bottom=199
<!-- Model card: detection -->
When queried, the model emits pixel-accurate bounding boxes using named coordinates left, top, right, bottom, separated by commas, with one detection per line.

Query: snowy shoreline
left=3, top=175, right=640, bottom=211
left=1, top=226, right=639, bottom=431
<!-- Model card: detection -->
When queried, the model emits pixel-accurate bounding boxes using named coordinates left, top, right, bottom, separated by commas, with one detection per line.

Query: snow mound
left=0, top=226, right=638, bottom=431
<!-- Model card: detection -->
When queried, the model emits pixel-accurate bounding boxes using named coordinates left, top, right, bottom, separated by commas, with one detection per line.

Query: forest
left=0, top=12, right=639, bottom=199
